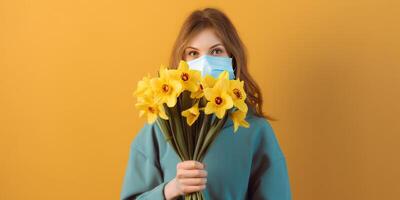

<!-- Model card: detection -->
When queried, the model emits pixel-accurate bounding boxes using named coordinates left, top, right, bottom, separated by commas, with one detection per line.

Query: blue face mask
left=187, top=55, right=235, bottom=80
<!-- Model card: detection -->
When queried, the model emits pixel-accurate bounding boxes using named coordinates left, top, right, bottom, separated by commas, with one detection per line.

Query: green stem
left=170, top=104, right=190, bottom=160
left=198, top=113, right=228, bottom=161
left=193, top=113, right=211, bottom=161
left=180, top=94, right=193, bottom=160
left=164, top=105, right=185, bottom=160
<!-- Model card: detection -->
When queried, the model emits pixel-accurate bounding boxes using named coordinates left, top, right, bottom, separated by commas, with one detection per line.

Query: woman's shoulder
left=245, top=111, right=285, bottom=160
left=245, top=110, right=275, bottom=135
left=129, top=122, right=167, bottom=158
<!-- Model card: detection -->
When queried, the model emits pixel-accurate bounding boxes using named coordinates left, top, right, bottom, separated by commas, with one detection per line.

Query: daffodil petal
left=233, top=122, right=239, bottom=133
left=235, top=100, right=248, bottom=112
left=204, top=103, right=215, bottom=115
left=178, top=60, right=189, bottom=71
left=159, top=107, right=169, bottom=120
left=203, top=88, right=214, bottom=100
left=241, top=120, right=250, bottom=128
left=218, top=71, right=229, bottom=80
left=222, top=93, right=234, bottom=109
left=147, top=113, right=158, bottom=124
left=215, top=108, right=226, bottom=119
left=166, top=96, right=177, bottom=107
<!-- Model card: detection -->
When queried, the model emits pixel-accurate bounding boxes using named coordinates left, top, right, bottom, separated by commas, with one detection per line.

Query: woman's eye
left=211, top=48, right=224, bottom=55
left=188, top=51, right=198, bottom=57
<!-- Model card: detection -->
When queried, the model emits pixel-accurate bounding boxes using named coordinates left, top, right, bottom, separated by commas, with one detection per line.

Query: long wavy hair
left=168, top=7, right=277, bottom=121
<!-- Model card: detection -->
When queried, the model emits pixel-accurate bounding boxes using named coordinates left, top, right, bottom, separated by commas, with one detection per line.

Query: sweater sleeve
left=120, top=124, right=169, bottom=200
left=248, top=119, right=292, bottom=200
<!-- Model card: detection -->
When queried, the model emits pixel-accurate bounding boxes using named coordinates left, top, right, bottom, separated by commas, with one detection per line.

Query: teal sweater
left=120, top=110, right=292, bottom=200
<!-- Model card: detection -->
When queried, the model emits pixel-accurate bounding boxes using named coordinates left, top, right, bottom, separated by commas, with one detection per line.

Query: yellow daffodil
left=133, top=74, right=153, bottom=98
left=190, top=82, right=204, bottom=99
left=151, top=67, right=183, bottom=107
left=174, top=60, right=201, bottom=92
left=158, top=64, right=172, bottom=78
left=203, top=74, right=217, bottom=88
left=228, top=79, right=248, bottom=112
left=217, top=70, right=229, bottom=80
left=181, top=102, right=200, bottom=126
left=201, top=70, right=230, bottom=97
left=135, top=97, right=168, bottom=124
left=230, top=110, right=250, bottom=133
left=204, top=78, right=233, bottom=119
left=190, top=74, right=217, bottom=99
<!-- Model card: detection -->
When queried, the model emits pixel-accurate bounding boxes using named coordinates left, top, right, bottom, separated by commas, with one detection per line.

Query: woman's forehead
left=186, top=28, right=224, bottom=50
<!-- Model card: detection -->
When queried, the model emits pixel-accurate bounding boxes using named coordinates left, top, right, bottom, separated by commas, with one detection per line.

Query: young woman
left=121, top=8, right=291, bottom=200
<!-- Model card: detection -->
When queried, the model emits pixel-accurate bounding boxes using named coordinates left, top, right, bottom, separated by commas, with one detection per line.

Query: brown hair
left=169, top=7, right=277, bottom=121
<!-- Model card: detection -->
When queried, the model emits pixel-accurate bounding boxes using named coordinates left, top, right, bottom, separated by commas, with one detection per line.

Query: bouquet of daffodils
left=133, top=60, right=250, bottom=200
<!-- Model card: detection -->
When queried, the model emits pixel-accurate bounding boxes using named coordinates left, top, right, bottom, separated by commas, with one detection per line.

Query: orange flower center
left=233, top=88, right=242, bottom=99
left=181, top=73, right=189, bottom=81
left=215, top=97, right=223, bottom=105
left=148, top=106, right=156, bottom=113
left=162, top=84, right=170, bottom=93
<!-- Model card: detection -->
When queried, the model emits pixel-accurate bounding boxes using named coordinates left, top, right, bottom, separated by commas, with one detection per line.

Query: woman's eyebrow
left=209, top=43, right=223, bottom=49
left=185, top=46, right=199, bottom=50
left=185, top=43, right=223, bottom=51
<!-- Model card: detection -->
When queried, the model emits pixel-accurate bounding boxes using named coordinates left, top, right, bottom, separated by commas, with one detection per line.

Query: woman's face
left=183, top=28, right=230, bottom=61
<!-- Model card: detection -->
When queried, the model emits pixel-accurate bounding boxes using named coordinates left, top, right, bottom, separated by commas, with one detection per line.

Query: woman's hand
left=164, top=160, right=207, bottom=200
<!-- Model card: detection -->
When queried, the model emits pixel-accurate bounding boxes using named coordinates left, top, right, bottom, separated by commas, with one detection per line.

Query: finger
left=178, top=178, right=207, bottom=186
left=181, top=185, right=206, bottom=194
left=177, top=169, right=207, bottom=178
left=177, top=160, right=204, bottom=170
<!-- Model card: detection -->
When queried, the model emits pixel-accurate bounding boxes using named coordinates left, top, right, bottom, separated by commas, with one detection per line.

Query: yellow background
left=1, top=0, right=399, bottom=199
